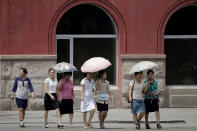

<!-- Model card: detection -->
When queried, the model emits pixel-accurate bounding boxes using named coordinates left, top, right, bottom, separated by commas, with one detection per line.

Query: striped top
left=12, top=77, right=34, bottom=100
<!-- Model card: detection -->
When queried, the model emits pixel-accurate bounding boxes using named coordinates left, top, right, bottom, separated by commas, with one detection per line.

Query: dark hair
left=64, top=72, right=72, bottom=76
left=48, top=68, right=55, bottom=73
left=147, top=69, right=154, bottom=75
left=20, top=67, right=28, bottom=75
left=134, top=71, right=143, bottom=76
left=83, top=73, right=87, bottom=77
left=98, top=70, right=106, bottom=79
left=83, top=72, right=92, bottom=77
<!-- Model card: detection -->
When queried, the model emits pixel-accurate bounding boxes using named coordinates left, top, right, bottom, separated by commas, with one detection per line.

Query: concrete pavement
left=0, top=108, right=197, bottom=130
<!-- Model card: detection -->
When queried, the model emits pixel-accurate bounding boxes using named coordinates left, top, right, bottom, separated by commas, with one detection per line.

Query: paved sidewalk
left=0, top=108, right=197, bottom=131
left=0, top=108, right=196, bottom=124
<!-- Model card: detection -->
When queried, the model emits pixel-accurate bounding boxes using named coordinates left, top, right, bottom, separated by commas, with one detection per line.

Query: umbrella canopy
left=53, top=62, right=77, bottom=73
left=81, top=57, right=112, bottom=73
left=129, top=61, right=158, bottom=74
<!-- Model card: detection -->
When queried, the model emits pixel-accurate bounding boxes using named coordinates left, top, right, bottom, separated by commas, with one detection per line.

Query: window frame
left=165, top=34, right=197, bottom=87
left=56, top=34, right=118, bottom=86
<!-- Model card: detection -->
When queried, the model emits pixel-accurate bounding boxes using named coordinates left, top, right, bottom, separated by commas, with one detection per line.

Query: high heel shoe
left=44, top=124, right=48, bottom=128
left=136, top=123, right=140, bottom=129
left=157, top=123, right=162, bottom=129
left=145, top=123, right=151, bottom=129
left=57, top=124, right=64, bottom=128
left=87, top=122, right=93, bottom=128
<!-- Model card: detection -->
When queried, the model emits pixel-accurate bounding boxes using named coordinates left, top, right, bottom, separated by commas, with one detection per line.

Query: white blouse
left=44, top=78, right=58, bottom=93
left=80, top=77, right=95, bottom=98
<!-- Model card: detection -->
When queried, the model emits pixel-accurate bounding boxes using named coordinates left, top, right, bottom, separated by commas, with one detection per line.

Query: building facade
left=1, top=0, right=197, bottom=110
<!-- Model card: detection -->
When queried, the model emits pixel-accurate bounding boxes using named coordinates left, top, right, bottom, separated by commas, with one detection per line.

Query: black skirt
left=144, top=98, right=159, bottom=113
left=59, top=99, right=74, bottom=114
left=97, top=102, right=108, bottom=111
left=44, top=93, right=59, bottom=111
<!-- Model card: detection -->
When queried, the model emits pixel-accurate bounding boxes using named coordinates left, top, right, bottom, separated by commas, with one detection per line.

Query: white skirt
left=81, top=97, right=95, bottom=112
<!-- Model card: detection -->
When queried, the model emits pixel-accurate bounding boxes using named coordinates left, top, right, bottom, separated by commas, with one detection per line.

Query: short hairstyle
left=63, top=72, right=72, bottom=76
left=20, top=67, right=28, bottom=75
left=83, top=72, right=92, bottom=77
left=83, top=73, right=87, bottom=77
left=98, top=70, right=106, bottom=79
left=147, top=69, right=154, bottom=75
left=134, top=71, right=143, bottom=76
left=48, top=68, right=55, bottom=73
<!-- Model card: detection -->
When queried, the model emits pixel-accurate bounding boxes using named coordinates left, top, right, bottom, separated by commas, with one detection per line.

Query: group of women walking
left=11, top=67, right=112, bottom=129
left=11, top=67, right=162, bottom=130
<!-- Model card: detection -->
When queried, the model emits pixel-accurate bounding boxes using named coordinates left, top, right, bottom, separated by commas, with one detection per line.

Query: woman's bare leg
left=18, top=108, right=24, bottom=121
left=145, top=112, right=149, bottom=124
left=137, top=113, right=145, bottom=123
left=55, top=108, right=61, bottom=124
left=88, top=109, right=95, bottom=123
left=69, top=113, right=73, bottom=127
left=98, top=111, right=103, bottom=123
left=155, top=111, right=160, bottom=124
left=44, top=110, right=48, bottom=124
left=133, top=113, right=138, bottom=125
left=102, top=111, right=108, bottom=122
left=83, top=112, right=87, bottom=128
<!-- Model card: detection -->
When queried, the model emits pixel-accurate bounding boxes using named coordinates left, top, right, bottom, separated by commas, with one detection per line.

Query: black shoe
left=145, top=123, right=151, bottom=129
left=157, top=123, right=162, bottom=129
left=58, top=124, right=64, bottom=128
left=136, top=123, right=140, bottom=129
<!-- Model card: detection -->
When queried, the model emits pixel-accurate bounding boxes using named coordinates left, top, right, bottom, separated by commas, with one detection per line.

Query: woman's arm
left=95, top=81, right=98, bottom=91
left=28, top=79, right=35, bottom=99
left=81, top=85, right=85, bottom=101
left=56, top=85, right=60, bottom=100
left=45, top=83, right=55, bottom=100
left=11, top=79, right=18, bottom=100
left=128, top=85, right=133, bottom=102
left=94, top=81, right=99, bottom=95
left=57, top=79, right=65, bottom=91
left=107, top=82, right=112, bottom=101
left=143, top=84, right=148, bottom=94
left=10, top=92, right=15, bottom=100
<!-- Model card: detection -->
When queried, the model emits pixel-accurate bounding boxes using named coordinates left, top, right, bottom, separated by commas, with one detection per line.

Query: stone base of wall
left=0, top=55, right=57, bottom=110
left=168, top=86, right=197, bottom=107
left=4, top=54, right=196, bottom=109
left=121, top=54, right=168, bottom=108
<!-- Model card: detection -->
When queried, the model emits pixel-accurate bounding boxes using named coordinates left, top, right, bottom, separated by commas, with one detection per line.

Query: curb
left=0, top=120, right=185, bottom=124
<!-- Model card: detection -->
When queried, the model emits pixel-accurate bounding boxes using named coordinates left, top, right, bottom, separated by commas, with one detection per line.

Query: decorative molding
left=0, top=55, right=57, bottom=61
left=121, top=54, right=166, bottom=59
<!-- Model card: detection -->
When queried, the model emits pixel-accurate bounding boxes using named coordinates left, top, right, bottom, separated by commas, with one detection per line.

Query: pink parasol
left=81, top=57, right=112, bottom=73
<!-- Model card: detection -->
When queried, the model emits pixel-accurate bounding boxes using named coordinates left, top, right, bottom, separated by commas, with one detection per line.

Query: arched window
left=165, top=5, right=197, bottom=85
left=56, top=4, right=117, bottom=85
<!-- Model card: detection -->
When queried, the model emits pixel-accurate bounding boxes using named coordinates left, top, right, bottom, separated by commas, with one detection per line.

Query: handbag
left=97, top=93, right=109, bottom=101
left=128, top=80, right=135, bottom=103
left=97, top=80, right=109, bottom=101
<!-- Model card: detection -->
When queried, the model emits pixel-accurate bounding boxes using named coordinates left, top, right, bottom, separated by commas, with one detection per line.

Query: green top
left=144, top=79, right=158, bottom=100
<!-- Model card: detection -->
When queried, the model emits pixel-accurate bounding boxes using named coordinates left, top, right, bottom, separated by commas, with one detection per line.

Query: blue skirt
left=131, top=99, right=146, bottom=114
left=16, top=98, right=28, bottom=109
